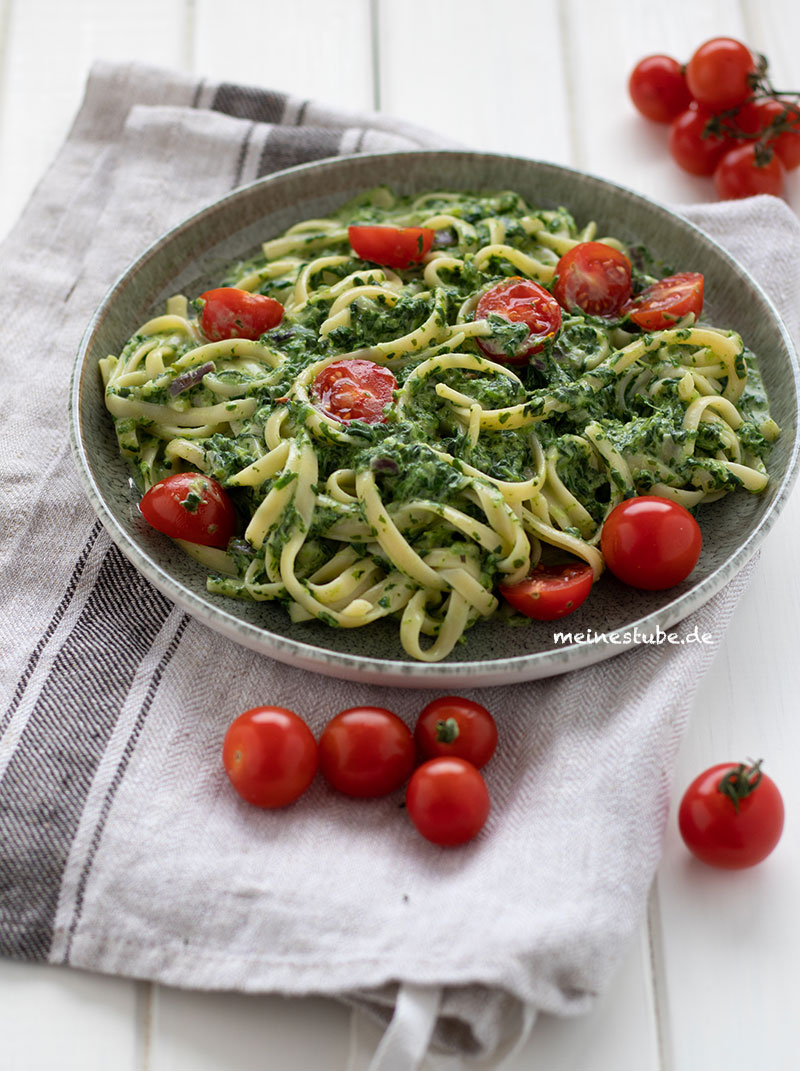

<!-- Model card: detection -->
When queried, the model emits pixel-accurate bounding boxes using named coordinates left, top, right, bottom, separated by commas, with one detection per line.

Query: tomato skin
left=553, top=242, right=632, bottom=319
left=669, top=106, right=731, bottom=176
left=685, top=37, right=756, bottom=112
left=499, top=562, right=593, bottom=621
left=140, top=472, right=236, bottom=548
left=627, top=272, right=704, bottom=330
left=475, top=277, right=562, bottom=364
left=348, top=225, right=434, bottom=269
left=414, top=697, right=498, bottom=769
left=713, top=143, right=785, bottom=200
left=319, top=707, right=415, bottom=798
left=406, top=758, right=490, bottom=846
left=199, top=287, right=283, bottom=341
left=628, top=55, right=692, bottom=123
left=311, top=359, right=397, bottom=424
left=678, top=762, right=784, bottom=869
left=222, top=706, right=318, bottom=808
left=601, top=496, right=702, bottom=590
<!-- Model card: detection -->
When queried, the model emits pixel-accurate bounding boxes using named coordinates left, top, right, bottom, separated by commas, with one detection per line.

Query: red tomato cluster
left=629, top=37, right=800, bottom=199
left=222, top=696, right=498, bottom=846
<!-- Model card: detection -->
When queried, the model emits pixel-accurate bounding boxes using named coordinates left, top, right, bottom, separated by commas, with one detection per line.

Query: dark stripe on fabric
left=1, top=520, right=103, bottom=742
left=63, top=612, right=190, bottom=963
left=210, top=82, right=287, bottom=123
left=232, top=121, right=257, bottom=188
left=190, top=79, right=205, bottom=109
left=256, top=128, right=343, bottom=177
left=0, top=544, right=172, bottom=960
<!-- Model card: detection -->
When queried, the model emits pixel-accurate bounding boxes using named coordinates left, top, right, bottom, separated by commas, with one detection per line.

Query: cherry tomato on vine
left=714, top=143, right=785, bottom=200
left=475, top=277, right=562, bottom=364
left=685, top=37, right=757, bottom=112
left=199, top=287, right=283, bottom=341
left=406, top=758, right=490, bottom=846
left=749, top=98, right=800, bottom=170
left=223, top=706, right=318, bottom=808
left=669, top=106, right=731, bottom=176
left=348, top=225, right=434, bottom=269
left=628, top=55, right=692, bottom=123
left=553, top=242, right=632, bottom=319
left=626, top=272, right=705, bottom=331
left=414, top=697, right=498, bottom=769
left=311, top=359, right=397, bottom=424
left=319, top=707, right=415, bottom=798
left=499, top=561, right=594, bottom=621
left=678, top=760, right=784, bottom=869
left=140, top=472, right=236, bottom=548
left=601, top=496, right=702, bottom=590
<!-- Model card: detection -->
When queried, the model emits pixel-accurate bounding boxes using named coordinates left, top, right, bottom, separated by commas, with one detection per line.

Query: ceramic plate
left=69, top=151, right=800, bottom=687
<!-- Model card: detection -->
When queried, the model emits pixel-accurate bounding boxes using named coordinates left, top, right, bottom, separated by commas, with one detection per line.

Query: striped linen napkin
left=1, top=61, right=798, bottom=1070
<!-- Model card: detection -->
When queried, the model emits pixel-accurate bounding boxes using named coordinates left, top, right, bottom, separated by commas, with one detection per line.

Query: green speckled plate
left=69, top=152, right=800, bottom=687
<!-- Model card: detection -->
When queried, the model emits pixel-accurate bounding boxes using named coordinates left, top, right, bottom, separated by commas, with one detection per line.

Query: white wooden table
left=2, top=2, right=799, bottom=1068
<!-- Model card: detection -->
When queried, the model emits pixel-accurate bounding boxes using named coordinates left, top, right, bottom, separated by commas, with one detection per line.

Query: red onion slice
left=169, top=361, right=215, bottom=396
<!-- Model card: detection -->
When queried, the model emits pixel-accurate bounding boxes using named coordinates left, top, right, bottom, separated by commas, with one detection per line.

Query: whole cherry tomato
left=406, top=758, right=490, bottom=846
left=626, top=272, right=705, bottom=330
left=475, top=277, right=562, bottom=364
left=628, top=55, right=692, bottom=123
left=669, top=106, right=731, bottom=176
left=499, top=562, right=594, bottom=621
left=222, top=706, right=318, bottom=808
left=348, top=225, right=434, bottom=269
left=713, top=143, right=785, bottom=200
left=140, top=472, right=236, bottom=548
left=414, top=697, right=498, bottom=769
left=319, top=707, right=415, bottom=798
left=750, top=98, right=800, bottom=170
left=685, top=37, right=757, bottom=112
left=601, top=496, right=702, bottom=590
left=678, top=760, right=784, bottom=869
left=199, top=287, right=283, bottom=341
left=553, top=242, right=632, bottom=319
left=311, top=359, right=397, bottom=424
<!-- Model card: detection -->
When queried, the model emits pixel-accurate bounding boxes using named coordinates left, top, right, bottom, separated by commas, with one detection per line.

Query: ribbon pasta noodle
left=100, top=188, right=779, bottom=662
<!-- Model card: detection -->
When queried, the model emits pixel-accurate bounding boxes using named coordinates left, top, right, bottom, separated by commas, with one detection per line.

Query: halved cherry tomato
left=669, top=106, right=731, bottom=176
left=311, top=359, right=397, bottom=424
left=553, top=242, right=632, bottom=319
left=223, top=706, right=318, bottom=808
left=140, top=472, right=236, bottom=548
left=626, top=272, right=704, bottom=330
left=414, top=697, right=497, bottom=769
left=499, top=561, right=594, bottom=621
left=406, top=757, right=490, bottom=846
left=678, top=760, right=784, bottom=869
left=199, top=287, right=283, bottom=341
left=319, top=707, right=415, bottom=798
left=685, top=37, right=756, bottom=112
left=628, top=55, right=692, bottom=123
left=348, top=225, right=434, bottom=269
left=601, top=496, right=702, bottom=590
left=475, top=277, right=562, bottom=364
left=713, top=143, right=785, bottom=200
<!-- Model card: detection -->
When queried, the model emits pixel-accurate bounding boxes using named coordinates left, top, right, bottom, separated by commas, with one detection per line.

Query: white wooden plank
left=378, top=0, right=572, bottom=162
left=149, top=987, right=352, bottom=1071
left=0, top=0, right=189, bottom=240
left=655, top=489, right=800, bottom=1069
left=192, top=0, right=374, bottom=112
left=0, top=961, right=142, bottom=1071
